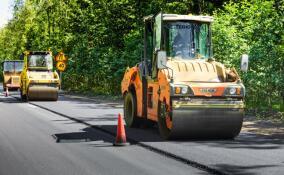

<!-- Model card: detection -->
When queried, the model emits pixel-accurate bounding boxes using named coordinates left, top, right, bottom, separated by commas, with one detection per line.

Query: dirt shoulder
left=242, top=115, right=284, bottom=139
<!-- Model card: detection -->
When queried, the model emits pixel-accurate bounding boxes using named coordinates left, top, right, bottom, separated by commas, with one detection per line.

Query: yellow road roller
left=2, top=60, right=23, bottom=91
left=121, top=13, right=248, bottom=139
left=20, top=51, right=60, bottom=101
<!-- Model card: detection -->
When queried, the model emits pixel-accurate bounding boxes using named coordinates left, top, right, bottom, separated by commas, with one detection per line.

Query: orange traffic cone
left=113, top=113, right=129, bottom=146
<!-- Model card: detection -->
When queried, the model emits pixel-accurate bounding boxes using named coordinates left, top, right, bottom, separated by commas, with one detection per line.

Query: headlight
left=225, top=87, right=242, bottom=96
left=181, top=87, right=188, bottom=94
left=229, top=87, right=236, bottom=95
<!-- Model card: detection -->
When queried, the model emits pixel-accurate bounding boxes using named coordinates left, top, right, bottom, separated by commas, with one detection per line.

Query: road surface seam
left=11, top=95, right=228, bottom=175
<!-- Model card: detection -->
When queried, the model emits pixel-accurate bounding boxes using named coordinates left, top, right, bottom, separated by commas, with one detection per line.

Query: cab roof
left=163, top=14, right=213, bottom=22
left=3, top=60, right=23, bottom=62
left=28, top=51, right=51, bottom=55
left=2, top=60, right=23, bottom=64
left=144, top=14, right=213, bottom=23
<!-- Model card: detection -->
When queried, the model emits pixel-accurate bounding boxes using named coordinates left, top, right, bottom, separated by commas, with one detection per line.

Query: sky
left=0, top=0, right=13, bottom=28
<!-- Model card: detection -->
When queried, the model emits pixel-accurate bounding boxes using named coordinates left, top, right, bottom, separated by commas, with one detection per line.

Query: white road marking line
left=27, top=104, right=38, bottom=108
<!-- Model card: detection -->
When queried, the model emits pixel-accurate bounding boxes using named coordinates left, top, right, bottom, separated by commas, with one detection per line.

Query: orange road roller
left=121, top=13, right=248, bottom=139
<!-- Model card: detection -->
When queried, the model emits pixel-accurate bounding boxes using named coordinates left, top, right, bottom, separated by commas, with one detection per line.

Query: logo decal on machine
left=199, top=88, right=217, bottom=93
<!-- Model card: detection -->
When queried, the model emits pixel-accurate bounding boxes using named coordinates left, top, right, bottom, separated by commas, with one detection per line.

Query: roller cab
left=20, top=51, right=60, bottom=101
left=121, top=13, right=248, bottom=139
left=2, top=60, right=23, bottom=91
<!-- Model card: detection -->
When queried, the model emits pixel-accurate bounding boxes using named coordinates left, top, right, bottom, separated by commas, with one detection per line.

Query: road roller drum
left=28, top=85, right=58, bottom=101
left=158, top=107, right=244, bottom=139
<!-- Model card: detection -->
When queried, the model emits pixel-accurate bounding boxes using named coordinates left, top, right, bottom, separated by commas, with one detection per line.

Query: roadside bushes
left=212, top=0, right=284, bottom=114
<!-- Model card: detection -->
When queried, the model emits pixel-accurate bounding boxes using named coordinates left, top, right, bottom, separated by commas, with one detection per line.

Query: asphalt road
left=0, top=91, right=204, bottom=175
left=0, top=86, right=284, bottom=175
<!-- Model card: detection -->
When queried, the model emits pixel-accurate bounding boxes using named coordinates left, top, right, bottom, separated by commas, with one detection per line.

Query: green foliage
left=212, top=0, right=284, bottom=112
left=0, top=0, right=226, bottom=92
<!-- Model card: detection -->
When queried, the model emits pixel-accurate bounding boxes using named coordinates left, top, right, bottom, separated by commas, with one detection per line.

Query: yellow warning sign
left=55, top=51, right=67, bottom=62
left=56, top=61, right=67, bottom=72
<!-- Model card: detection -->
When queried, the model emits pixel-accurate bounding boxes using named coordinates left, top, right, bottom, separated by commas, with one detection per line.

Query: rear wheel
left=124, top=92, right=140, bottom=127
left=158, top=100, right=173, bottom=140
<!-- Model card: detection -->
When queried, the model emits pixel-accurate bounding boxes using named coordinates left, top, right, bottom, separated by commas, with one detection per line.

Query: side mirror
left=241, top=54, right=249, bottom=72
left=157, top=51, right=167, bottom=69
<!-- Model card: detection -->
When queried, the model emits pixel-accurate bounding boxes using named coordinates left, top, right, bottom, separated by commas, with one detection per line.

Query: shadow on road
left=214, top=164, right=279, bottom=175
left=102, top=125, right=284, bottom=149
left=52, top=120, right=284, bottom=150
left=82, top=124, right=284, bottom=150
left=52, top=124, right=163, bottom=145
left=52, top=128, right=114, bottom=147
left=0, top=95, right=24, bottom=104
